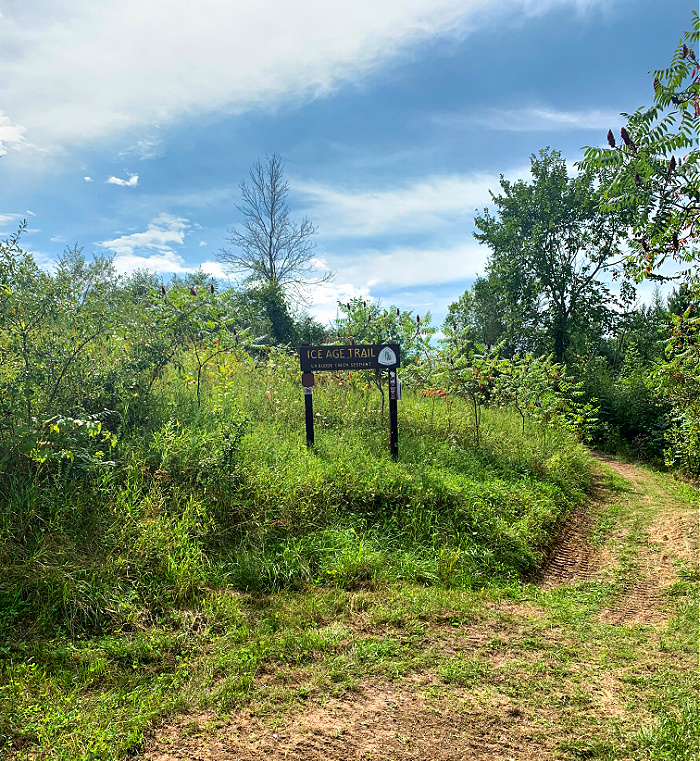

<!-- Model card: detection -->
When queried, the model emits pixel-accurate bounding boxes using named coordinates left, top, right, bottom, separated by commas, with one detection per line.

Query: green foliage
left=444, top=275, right=505, bottom=353
left=657, top=301, right=700, bottom=473
left=495, top=353, right=598, bottom=440
left=332, top=298, right=433, bottom=360
left=0, top=231, right=120, bottom=431
left=331, top=298, right=434, bottom=413
left=581, top=15, right=700, bottom=281
left=581, top=19, right=700, bottom=473
left=580, top=352, right=670, bottom=461
left=473, top=148, right=628, bottom=363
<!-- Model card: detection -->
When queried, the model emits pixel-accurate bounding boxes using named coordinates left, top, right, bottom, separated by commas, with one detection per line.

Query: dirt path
left=143, top=457, right=699, bottom=761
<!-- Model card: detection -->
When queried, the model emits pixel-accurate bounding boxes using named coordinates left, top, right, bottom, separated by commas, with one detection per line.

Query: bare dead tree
left=217, top=153, right=332, bottom=300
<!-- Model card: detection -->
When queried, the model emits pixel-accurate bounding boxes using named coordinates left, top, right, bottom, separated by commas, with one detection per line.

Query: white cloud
left=297, top=173, right=501, bottom=237
left=98, top=213, right=190, bottom=273
left=110, top=249, right=189, bottom=276
left=118, top=134, right=165, bottom=160
left=0, top=0, right=599, bottom=149
left=199, top=260, right=230, bottom=280
left=0, top=212, right=25, bottom=226
left=106, top=173, right=139, bottom=187
left=329, top=242, right=488, bottom=290
left=84, top=176, right=93, bottom=182
left=305, top=243, right=489, bottom=323
left=0, top=112, right=29, bottom=156
left=435, top=105, right=625, bottom=132
left=305, top=281, right=373, bottom=324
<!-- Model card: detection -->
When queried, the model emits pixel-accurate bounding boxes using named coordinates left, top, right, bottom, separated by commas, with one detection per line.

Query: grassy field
left=0, top=355, right=696, bottom=759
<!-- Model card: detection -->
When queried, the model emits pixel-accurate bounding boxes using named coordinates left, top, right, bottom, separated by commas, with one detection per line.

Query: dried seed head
left=161, top=285, right=166, bottom=296
left=210, top=283, right=215, bottom=294
left=190, top=287, right=196, bottom=296
left=607, top=129, right=616, bottom=148
left=620, top=127, right=633, bottom=147
left=634, top=173, right=642, bottom=187
left=672, top=232, right=679, bottom=250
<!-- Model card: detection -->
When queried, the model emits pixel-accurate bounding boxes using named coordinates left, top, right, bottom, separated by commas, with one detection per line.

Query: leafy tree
left=443, top=276, right=506, bottom=356
left=333, top=298, right=433, bottom=363
left=434, top=347, right=503, bottom=445
left=217, top=153, right=332, bottom=300
left=229, top=280, right=299, bottom=345
left=494, top=353, right=596, bottom=439
left=581, top=16, right=700, bottom=283
left=0, top=231, right=123, bottom=430
left=332, top=298, right=433, bottom=415
left=581, top=17, right=700, bottom=472
left=473, top=148, right=628, bottom=363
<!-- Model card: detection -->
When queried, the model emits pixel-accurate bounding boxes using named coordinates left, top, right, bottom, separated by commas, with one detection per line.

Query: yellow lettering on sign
left=371, top=347, right=377, bottom=357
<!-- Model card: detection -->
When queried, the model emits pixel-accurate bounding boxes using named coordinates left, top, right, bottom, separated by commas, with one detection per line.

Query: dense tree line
left=444, top=20, right=699, bottom=471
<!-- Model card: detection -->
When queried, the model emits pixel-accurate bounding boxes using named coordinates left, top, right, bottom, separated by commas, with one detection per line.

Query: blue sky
left=0, top=0, right=693, bottom=326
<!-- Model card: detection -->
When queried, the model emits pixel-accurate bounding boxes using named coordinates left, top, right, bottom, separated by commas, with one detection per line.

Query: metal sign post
left=301, top=370, right=315, bottom=447
left=388, top=368, right=399, bottom=459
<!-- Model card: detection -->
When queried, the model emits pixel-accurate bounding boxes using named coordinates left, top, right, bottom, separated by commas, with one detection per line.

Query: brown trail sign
left=299, top=343, right=401, bottom=457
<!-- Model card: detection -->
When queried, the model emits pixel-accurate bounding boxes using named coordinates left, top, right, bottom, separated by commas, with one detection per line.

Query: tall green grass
left=0, top=353, right=591, bottom=641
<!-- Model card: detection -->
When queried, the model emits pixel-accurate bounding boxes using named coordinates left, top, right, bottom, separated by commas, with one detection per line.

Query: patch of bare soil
left=591, top=453, right=647, bottom=485
left=598, top=504, right=699, bottom=626
left=144, top=681, right=560, bottom=761
left=590, top=454, right=697, bottom=626
left=141, top=455, right=694, bottom=761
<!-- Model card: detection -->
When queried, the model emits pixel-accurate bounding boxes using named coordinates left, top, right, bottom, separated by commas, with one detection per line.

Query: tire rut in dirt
left=539, top=504, right=603, bottom=588
left=598, top=580, right=666, bottom=626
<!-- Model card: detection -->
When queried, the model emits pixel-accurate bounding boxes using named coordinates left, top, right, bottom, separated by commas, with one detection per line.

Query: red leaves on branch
left=668, top=156, right=677, bottom=178
left=620, top=127, right=635, bottom=150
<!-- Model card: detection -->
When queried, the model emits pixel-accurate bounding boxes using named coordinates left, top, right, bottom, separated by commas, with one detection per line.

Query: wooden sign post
left=299, top=343, right=401, bottom=458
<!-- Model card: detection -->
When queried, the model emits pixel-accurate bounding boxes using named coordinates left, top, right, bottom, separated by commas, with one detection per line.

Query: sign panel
left=299, top=344, right=400, bottom=373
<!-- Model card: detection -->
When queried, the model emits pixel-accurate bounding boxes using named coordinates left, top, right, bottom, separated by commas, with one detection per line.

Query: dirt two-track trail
left=142, top=456, right=699, bottom=761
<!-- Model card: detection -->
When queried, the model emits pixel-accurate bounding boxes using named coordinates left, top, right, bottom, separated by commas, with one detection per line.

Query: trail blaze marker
left=299, top=343, right=401, bottom=457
